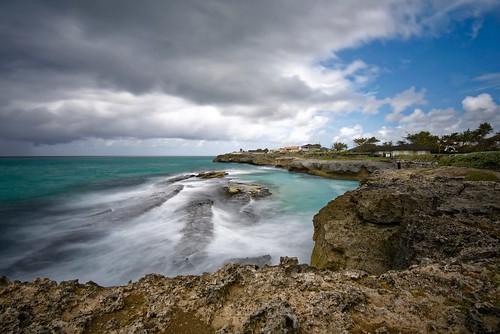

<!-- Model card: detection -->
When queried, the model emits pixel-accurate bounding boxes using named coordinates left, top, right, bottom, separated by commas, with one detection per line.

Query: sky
left=0, top=0, right=499, bottom=156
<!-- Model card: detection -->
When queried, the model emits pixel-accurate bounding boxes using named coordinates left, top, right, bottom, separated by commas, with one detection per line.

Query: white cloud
left=474, top=72, right=500, bottom=91
left=368, top=93, right=499, bottom=144
left=385, top=87, right=427, bottom=121
left=1, top=89, right=328, bottom=146
left=462, top=93, right=500, bottom=127
left=469, top=17, right=484, bottom=39
left=463, top=93, right=497, bottom=113
left=0, top=0, right=497, bottom=154
left=333, top=124, right=364, bottom=146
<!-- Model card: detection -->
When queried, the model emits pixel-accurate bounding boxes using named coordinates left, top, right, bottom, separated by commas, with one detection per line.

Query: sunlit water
left=0, top=157, right=358, bottom=286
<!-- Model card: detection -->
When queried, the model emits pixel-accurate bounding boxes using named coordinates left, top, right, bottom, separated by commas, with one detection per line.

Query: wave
left=0, top=167, right=356, bottom=285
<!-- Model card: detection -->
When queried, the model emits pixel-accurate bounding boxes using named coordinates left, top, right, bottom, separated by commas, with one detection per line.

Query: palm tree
left=332, top=142, right=348, bottom=151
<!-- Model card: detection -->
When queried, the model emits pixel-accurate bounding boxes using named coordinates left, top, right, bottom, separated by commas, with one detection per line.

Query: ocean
left=0, top=156, right=358, bottom=285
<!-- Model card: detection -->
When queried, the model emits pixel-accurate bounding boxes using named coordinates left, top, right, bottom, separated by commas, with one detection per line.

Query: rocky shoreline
left=214, top=153, right=394, bottom=180
left=1, top=167, right=499, bottom=333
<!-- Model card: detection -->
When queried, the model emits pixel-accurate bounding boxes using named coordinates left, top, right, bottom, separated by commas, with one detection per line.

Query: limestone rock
left=223, top=182, right=271, bottom=199
left=225, top=255, right=272, bottom=267
left=311, top=167, right=500, bottom=274
left=197, top=171, right=228, bottom=179
left=214, top=153, right=393, bottom=179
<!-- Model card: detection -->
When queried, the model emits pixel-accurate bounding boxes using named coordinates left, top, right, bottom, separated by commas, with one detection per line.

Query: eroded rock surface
left=224, top=255, right=272, bottom=267
left=1, top=257, right=498, bottom=333
left=223, top=182, right=272, bottom=199
left=311, top=167, right=500, bottom=274
left=197, top=171, right=228, bottom=179
left=1, top=167, right=498, bottom=333
left=214, top=153, right=393, bottom=179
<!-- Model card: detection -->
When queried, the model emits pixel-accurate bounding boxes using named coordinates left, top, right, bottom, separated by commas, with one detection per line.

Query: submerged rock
left=156, top=174, right=195, bottom=185
left=196, top=171, right=228, bottom=179
left=173, top=199, right=214, bottom=268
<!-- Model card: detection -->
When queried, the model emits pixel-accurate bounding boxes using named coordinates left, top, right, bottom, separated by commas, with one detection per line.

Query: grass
left=438, top=151, right=500, bottom=171
left=394, top=154, right=439, bottom=162
left=464, top=170, right=500, bottom=181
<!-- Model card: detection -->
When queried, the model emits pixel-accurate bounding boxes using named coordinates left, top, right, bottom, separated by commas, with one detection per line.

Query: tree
left=366, top=137, right=380, bottom=145
left=353, top=137, right=368, bottom=146
left=459, top=129, right=474, bottom=145
left=405, top=131, right=439, bottom=147
left=353, top=137, right=379, bottom=146
left=332, top=142, right=348, bottom=151
left=473, top=122, right=493, bottom=141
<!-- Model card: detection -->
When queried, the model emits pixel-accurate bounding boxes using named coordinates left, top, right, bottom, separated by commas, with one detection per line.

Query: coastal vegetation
left=348, top=122, right=498, bottom=154
left=234, top=122, right=500, bottom=171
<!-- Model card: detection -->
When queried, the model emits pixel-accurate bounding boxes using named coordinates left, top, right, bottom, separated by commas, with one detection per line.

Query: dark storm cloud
left=0, top=0, right=497, bottom=146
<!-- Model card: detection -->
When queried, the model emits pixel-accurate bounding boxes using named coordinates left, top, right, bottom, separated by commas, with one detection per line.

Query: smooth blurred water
left=0, top=157, right=358, bottom=285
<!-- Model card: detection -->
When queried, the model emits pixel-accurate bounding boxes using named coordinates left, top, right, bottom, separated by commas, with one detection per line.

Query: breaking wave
left=0, top=166, right=357, bottom=286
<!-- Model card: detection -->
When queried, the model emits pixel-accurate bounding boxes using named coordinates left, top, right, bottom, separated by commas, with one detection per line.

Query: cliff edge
left=214, top=153, right=394, bottom=179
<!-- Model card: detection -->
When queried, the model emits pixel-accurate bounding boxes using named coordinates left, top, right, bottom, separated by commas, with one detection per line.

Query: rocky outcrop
left=197, top=171, right=228, bottom=179
left=223, top=182, right=272, bottom=199
left=173, top=199, right=215, bottom=270
left=1, top=167, right=499, bottom=333
left=311, top=167, right=500, bottom=274
left=224, top=255, right=272, bottom=267
left=214, top=153, right=393, bottom=179
left=286, top=159, right=392, bottom=179
left=1, top=254, right=498, bottom=333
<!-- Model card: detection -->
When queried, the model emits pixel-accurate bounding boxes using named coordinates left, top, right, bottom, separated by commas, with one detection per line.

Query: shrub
left=438, top=151, right=500, bottom=171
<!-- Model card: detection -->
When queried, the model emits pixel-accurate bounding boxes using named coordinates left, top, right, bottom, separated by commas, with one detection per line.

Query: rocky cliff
left=311, top=167, right=500, bottom=274
left=1, top=167, right=499, bottom=333
left=214, top=153, right=393, bottom=179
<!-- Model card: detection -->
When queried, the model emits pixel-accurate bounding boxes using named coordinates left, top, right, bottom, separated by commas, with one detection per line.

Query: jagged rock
left=225, top=255, right=272, bottom=267
left=241, top=299, right=299, bottom=334
left=197, top=171, right=228, bottom=179
left=311, top=167, right=500, bottom=274
left=279, top=256, right=299, bottom=266
left=223, top=182, right=271, bottom=199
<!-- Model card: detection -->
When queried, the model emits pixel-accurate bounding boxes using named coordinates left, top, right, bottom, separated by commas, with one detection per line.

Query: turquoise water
left=0, top=156, right=216, bottom=202
left=0, top=157, right=358, bottom=285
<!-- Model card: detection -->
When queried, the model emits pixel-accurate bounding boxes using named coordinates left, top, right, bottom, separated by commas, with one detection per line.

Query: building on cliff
left=278, top=146, right=300, bottom=153
left=300, top=143, right=322, bottom=152
left=375, top=144, right=432, bottom=157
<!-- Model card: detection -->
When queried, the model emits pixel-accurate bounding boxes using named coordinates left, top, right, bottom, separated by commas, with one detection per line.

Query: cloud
left=0, top=0, right=497, bottom=153
left=462, top=93, right=500, bottom=127
left=333, top=124, right=364, bottom=144
left=474, top=72, right=500, bottom=91
left=399, top=107, right=460, bottom=133
left=385, top=87, right=427, bottom=121
left=469, top=17, right=484, bottom=39
left=364, top=93, right=499, bottom=145
left=0, top=89, right=328, bottom=145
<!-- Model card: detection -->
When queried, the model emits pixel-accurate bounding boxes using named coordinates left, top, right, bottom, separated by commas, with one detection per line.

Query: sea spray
left=0, top=157, right=358, bottom=285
